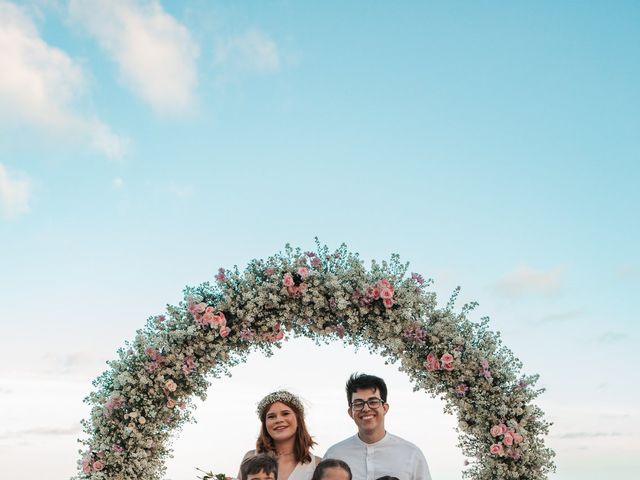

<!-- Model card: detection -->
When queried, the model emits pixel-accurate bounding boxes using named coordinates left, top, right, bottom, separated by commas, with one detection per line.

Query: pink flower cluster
left=424, top=352, right=455, bottom=372
left=455, top=383, right=469, bottom=397
left=402, top=324, right=428, bottom=342
left=189, top=302, right=231, bottom=337
left=145, top=347, right=166, bottom=372
left=182, top=356, right=196, bottom=376
left=479, top=359, right=492, bottom=380
left=411, top=272, right=425, bottom=284
left=81, top=452, right=105, bottom=474
left=283, top=267, right=310, bottom=296
left=266, top=322, right=285, bottom=342
left=215, top=268, right=226, bottom=282
left=305, top=251, right=322, bottom=267
left=104, top=395, right=125, bottom=417
left=352, top=278, right=396, bottom=308
left=489, top=423, right=524, bottom=458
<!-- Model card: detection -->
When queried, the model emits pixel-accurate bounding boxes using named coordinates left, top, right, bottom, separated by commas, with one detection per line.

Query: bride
left=239, top=390, right=321, bottom=480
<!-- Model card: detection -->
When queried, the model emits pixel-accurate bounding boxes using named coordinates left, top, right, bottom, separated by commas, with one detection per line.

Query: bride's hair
left=256, top=391, right=316, bottom=464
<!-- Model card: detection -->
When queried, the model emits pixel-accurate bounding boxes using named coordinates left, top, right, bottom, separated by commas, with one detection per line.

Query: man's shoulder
left=386, top=432, right=423, bottom=451
left=325, top=435, right=359, bottom=455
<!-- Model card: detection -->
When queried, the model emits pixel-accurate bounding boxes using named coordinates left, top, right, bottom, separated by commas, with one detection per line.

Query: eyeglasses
left=350, top=398, right=384, bottom=411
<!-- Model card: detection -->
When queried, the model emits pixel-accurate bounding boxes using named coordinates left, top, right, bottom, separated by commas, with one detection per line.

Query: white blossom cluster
left=75, top=242, right=555, bottom=480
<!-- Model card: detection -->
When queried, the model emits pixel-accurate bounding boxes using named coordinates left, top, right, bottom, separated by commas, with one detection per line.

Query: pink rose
left=442, top=362, right=454, bottom=371
left=81, top=459, right=92, bottom=473
left=499, top=423, right=508, bottom=434
left=283, top=273, right=294, bottom=287
left=220, top=326, right=231, bottom=337
left=380, top=287, right=393, bottom=299
left=371, top=287, right=380, bottom=299
left=167, top=399, right=176, bottom=408
left=205, top=306, right=214, bottom=313
left=202, top=312, right=214, bottom=324
left=297, top=267, right=309, bottom=278
left=165, top=379, right=177, bottom=392
left=93, top=461, right=104, bottom=471
left=490, top=425, right=502, bottom=437
left=383, top=298, right=394, bottom=308
left=426, top=353, right=437, bottom=364
left=441, top=352, right=454, bottom=364
left=489, top=443, right=504, bottom=456
left=194, top=302, right=207, bottom=313
left=275, top=330, right=284, bottom=340
left=513, top=433, right=524, bottom=444
left=503, top=431, right=514, bottom=446
left=311, top=257, right=321, bottom=267
left=378, top=279, right=392, bottom=289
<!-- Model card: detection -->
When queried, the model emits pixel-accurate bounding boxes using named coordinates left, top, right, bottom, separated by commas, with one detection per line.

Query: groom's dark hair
left=345, top=372, right=388, bottom=405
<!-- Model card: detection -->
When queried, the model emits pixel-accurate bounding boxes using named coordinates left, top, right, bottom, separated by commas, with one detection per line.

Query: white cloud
left=113, top=176, right=124, bottom=189
left=168, top=182, right=194, bottom=198
left=69, top=0, right=199, bottom=113
left=0, top=163, right=31, bottom=219
left=0, top=1, right=125, bottom=158
left=215, top=29, right=280, bottom=73
left=495, top=265, right=564, bottom=298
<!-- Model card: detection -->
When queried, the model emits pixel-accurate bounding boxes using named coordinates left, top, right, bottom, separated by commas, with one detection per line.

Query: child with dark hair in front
left=324, top=373, right=432, bottom=480
left=241, top=453, right=279, bottom=480
left=376, top=477, right=399, bottom=480
left=311, top=459, right=352, bottom=480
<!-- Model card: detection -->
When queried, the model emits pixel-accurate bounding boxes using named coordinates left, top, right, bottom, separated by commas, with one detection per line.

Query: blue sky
left=0, top=1, right=639, bottom=479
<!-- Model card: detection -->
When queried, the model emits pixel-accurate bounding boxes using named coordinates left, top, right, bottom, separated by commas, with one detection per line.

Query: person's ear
left=347, top=406, right=354, bottom=419
left=383, top=402, right=389, bottom=414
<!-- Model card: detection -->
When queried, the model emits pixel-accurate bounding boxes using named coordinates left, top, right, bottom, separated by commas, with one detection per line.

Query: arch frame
left=76, top=242, right=555, bottom=480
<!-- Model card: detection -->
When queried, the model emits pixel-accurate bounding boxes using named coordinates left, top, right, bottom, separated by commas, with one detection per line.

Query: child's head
left=241, top=453, right=278, bottom=480
left=311, top=459, right=352, bottom=480
left=376, top=477, right=399, bottom=480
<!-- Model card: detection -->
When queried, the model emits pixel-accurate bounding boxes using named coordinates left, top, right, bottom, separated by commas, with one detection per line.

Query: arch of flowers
left=76, top=242, right=555, bottom=480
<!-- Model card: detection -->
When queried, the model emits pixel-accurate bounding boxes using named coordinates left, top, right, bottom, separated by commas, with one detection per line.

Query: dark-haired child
left=240, top=453, right=279, bottom=480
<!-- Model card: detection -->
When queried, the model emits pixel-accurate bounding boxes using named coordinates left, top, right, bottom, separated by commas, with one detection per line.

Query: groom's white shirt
left=324, top=431, right=432, bottom=480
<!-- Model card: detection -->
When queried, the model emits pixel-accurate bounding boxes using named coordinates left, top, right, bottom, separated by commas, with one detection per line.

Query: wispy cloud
left=495, top=265, right=564, bottom=298
left=614, top=264, right=639, bottom=281
left=69, top=0, right=199, bottom=113
left=168, top=182, right=195, bottom=199
left=555, top=431, right=623, bottom=439
left=113, top=177, right=124, bottom=189
left=215, top=29, right=280, bottom=73
left=0, top=424, right=80, bottom=440
left=0, top=1, right=125, bottom=158
left=0, top=163, right=31, bottom=219
left=596, top=331, right=627, bottom=344
left=536, top=308, right=583, bottom=325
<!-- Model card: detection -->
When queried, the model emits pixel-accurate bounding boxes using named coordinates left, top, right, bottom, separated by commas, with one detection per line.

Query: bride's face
left=265, top=401, right=298, bottom=444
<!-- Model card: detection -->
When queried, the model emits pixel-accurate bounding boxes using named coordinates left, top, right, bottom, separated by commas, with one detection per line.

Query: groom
left=324, top=373, right=432, bottom=480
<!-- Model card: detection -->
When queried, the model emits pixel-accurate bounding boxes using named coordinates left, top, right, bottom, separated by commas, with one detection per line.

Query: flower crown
left=256, top=390, right=304, bottom=418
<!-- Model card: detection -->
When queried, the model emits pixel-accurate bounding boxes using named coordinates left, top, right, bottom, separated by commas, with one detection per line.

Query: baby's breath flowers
left=75, top=241, right=555, bottom=480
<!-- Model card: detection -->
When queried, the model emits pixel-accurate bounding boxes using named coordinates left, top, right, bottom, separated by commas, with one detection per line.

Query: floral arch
left=76, top=242, right=555, bottom=480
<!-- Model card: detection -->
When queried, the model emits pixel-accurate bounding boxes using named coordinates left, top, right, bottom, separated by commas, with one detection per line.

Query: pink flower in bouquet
left=82, top=458, right=92, bottom=473
left=490, top=443, right=504, bottom=456
left=283, top=273, right=295, bottom=287
left=513, top=432, right=524, bottom=444
left=455, top=383, right=468, bottom=397
left=383, top=298, right=394, bottom=308
left=167, top=399, right=176, bottom=408
left=503, top=431, right=514, bottom=446
left=499, top=423, right=508, bottom=434
left=310, top=256, right=321, bottom=267
left=441, top=352, right=454, bottom=364
left=380, top=287, right=393, bottom=299
left=205, top=306, right=214, bottom=313
left=335, top=325, right=345, bottom=338
left=165, top=379, right=177, bottom=392
left=507, top=448, right=520, bottom=460
left=194, top=302, right=207, bottom=314
left=411, top=272, right=425, bottom=284
left=202, top=312, right=215, bottom=324
left=490, top=425, right=502, bottom=437
left=371, top=287, right=380, bottom=299
left=113, top=444, right=124, bottom=453
left=93, top=461, right=104, bottom=471
left=426, top=353, right=437, bottom=364
left=378, top=279, right=392, bottom=289
left=220, top=326, right=231, bottom=337
left=297, top=266, right=309, bottom=278
left=442, top=362, right=454, bottom=371
left=274, top=330, right=284, bottom=340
